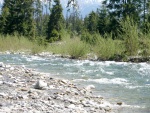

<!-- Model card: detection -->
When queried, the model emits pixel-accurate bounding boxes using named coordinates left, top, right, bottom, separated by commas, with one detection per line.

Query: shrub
left=65, top=38, right=89, bottom=59
left=93, top=34, right=125, bottom=60
left=81, top=31, right=100, bottom=45
left=139, top=37, right=150, bottom=57
left=119, top=17, right=139, bottom=56
left=49, top=29, right=61, bottom=42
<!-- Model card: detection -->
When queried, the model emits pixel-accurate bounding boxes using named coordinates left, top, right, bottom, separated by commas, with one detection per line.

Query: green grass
left=120, top=17, right=139, bottom=56
left=1, top=22, right=150, bottom=62
left=93, top=34, right=125, bottom=60
left=0, top=34, right=45, bottom=54
left=47, top=38, right=90, bottom=59
left=64, top=38, right=89, bottom=59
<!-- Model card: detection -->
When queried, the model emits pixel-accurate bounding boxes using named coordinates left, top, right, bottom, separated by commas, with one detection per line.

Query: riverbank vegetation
left=0, top=0, right=150, bottom=62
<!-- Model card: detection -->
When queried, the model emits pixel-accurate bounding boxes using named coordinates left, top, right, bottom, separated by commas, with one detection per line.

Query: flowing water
left=0, top=54, right=150, bottom=113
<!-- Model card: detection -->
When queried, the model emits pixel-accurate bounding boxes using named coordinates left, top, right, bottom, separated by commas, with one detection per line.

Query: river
left=0, top=53, right=150, bottom=113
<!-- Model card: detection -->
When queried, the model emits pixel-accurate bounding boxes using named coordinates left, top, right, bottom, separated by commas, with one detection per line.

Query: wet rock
left=20, top=88, right=28, bottom=91
left=117, top=102, right=123, bottom=105
left=34, top=80, right=47, bottom=90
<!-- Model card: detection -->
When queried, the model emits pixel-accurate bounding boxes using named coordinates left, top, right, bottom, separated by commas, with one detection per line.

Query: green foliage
left=93, top=34, right=124, bottom=60
left=65, top=38, right=89, bottom=59
left=47, top=38, right=89, bottom=59
left=103, top=0, right=142, bottom=20
left=0, top=0, right=35, bottom=38
left=139, top=38, right=150, bottom=57
left=48, top=29, right=61, bottom=42
left=66, top=15, right=83, bottom=35
left=0, top=34, right=47, bottom=54
left=97, top=5, right=110, bottom=36
left=120, top=17, right=139, bottom=56
left=35, top=37, right=48, bottom=48
left=87, top=11, right=99, bottom=33
left=46, top=0, right=64, bottom=42
left=81, top=31, right=99, bottom=45
left=0, top=34, right=32, bottom=52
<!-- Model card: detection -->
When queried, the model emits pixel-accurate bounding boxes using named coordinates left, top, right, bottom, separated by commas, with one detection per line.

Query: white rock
left=0, top=81, right=3, bottom=84
left=34, top=80, right=47, bottom=89
left=0, top=93, right=8, bottom=97
left=22, top=95, right=28, bottom=99
left=5, top=51, right=10, bottom=54
left=68, top=104, right=76, bottom=109
left=0, top=62, right=4, bottom=67
left=10, top=67, right=15, bottom=71
left=5, top=65, right=11, bottom=68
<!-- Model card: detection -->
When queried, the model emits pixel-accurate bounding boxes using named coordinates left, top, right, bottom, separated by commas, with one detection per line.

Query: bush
left=139, top=37, right=150, bottom=57
left=93, top=34, right=125, bottom=60
left=49, top=29, right=61, bottom=42
left=0, top=34, right=46, bottom=54
left=119, top=17, right=139, bottom=56
left=81, top=31, right=100, bottom=45
left=65, top=38, right=89, bottom=59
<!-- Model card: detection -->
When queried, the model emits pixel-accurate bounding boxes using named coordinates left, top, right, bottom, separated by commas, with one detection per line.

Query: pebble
left=0, top=62, right=116, bottom=113
left=68, top=104, right=76, bottom=109
left=0, top=93, right=8, bottom=97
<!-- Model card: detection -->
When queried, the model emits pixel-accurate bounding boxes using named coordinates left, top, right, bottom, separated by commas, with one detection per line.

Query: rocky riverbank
left=0, top=62, right=123, bottom=113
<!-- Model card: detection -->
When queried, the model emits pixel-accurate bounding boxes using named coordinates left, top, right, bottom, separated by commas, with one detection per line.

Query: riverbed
left=0, top=53, right=150, bottom=113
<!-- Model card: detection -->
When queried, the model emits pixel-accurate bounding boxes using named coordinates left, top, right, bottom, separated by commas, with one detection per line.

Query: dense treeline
left=0, top=0, right=150, bottom=61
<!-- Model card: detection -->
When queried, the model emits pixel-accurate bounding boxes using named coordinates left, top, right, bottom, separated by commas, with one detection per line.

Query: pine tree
left=103, top=0, right=142, bottom=20
left=97, top=5, right=110, bottom=36
left=46, top=0, right=64, bottom=42
left=102, top=0, right=143, bottom=38
left=0, top=0, right=35, bottom=38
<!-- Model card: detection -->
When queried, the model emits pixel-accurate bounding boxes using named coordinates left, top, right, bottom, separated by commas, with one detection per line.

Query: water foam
left=73, top=78, right=129, bottom=85
left=126, top=85, right=150, bottom=89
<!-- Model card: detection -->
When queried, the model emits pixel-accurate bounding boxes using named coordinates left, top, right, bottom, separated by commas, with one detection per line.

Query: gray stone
left=0, top=62, right=4, bottom=67
left=34, top=80, right=47, bottom=89
left=104, top=106, right=111, bottom=111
